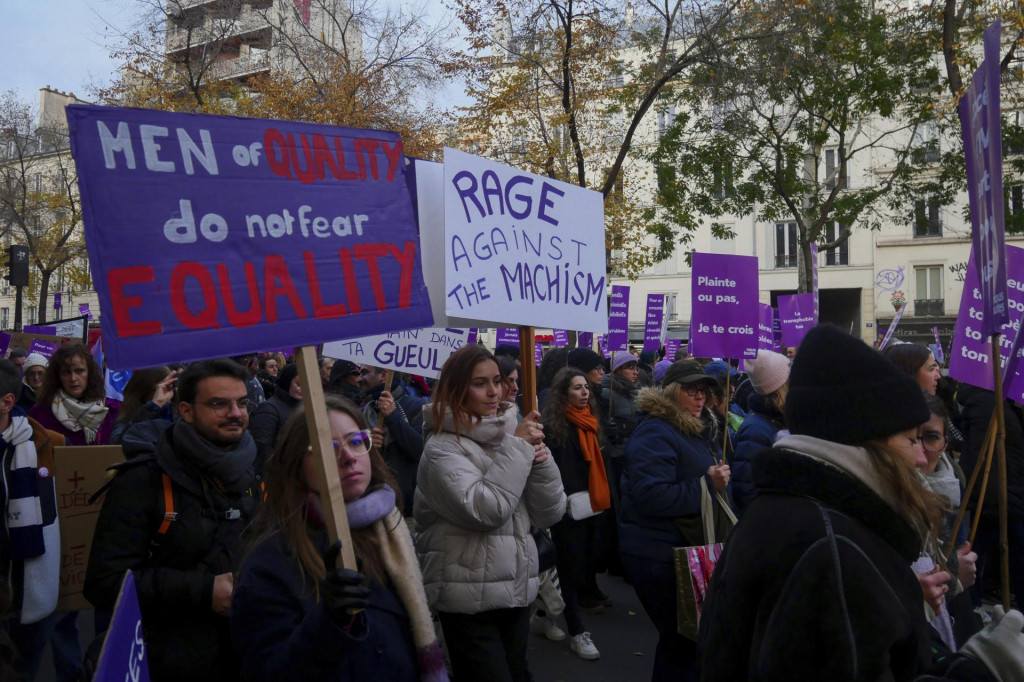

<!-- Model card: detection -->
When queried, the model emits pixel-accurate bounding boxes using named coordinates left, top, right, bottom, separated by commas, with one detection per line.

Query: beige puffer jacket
left=414, top=403, right=566, bottom=614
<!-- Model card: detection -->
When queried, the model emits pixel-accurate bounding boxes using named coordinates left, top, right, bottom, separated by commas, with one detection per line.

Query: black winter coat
left=362, top=382, right=425, bottom=516
left=958, top=384, right=1024, bottom=518
left=84, top=426, right=261, bottom=682
left=699, top=444, right=993, bottom=682
left=232, top=529, right=420, bottom=682
left=249, top=389, right=300, bottom=475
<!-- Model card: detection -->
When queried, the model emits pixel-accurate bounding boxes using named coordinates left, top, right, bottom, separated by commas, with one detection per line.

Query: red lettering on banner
left=338, top=248, right=362, bottom=314
left=264, top=254, right=308, bottom=322
left=304, top=251, right=348, bottom=319
left=171, top=262, right=220, bottom=329
left=333, top=137, right=360, bottom=180
left=108, top=266, right=161, bottom=338
left=287, top=133, right=316, bottom=184
left=387, top=241, right=417, bottom=308
left=380, top=141, right=403, bottom=182
left=218, top=263, right=262, bottom=327
left=353, top=243, right=389, bottom=312
left=353, top=139, right=380, bottom=181
left=264, top=129, right=292, bottom=180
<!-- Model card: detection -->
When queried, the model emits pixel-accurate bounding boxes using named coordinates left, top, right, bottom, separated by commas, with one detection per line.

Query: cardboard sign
left=66, top=104, right=433, bottom=370
left=690, top=253, right=759, bottom=358
left=442, top=148, right=607, bottom=330
left=643, top=294, right=666, bottom=352
left=9, top=331, right=74, bottom=355
left=959, top=21, right=1008, bottom=336
left=92, top=571, right=150, bottom=682
left=779, top=293, right=818, bottom=347
left=608, top=285, right=630, bottom=352
left=322, top=328, right=476, bottom=380
left=54, top=445, right=125, bottom=612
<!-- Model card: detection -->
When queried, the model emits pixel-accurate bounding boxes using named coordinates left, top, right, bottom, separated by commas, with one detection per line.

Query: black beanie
left=567, top=348, right=603, bottom=373
left=784, top=325, right=929, bottom=445
left=276, top=363, right=299, bottom=391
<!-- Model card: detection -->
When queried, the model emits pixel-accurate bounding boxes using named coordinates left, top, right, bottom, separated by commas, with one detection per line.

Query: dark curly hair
left=541, top=366, right=600, bottom=448
left=38, top=344, right=105, bottom=405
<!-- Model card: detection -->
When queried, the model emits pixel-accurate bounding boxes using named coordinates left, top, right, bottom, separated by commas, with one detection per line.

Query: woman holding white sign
left=414, top=345, right=566, bottom=682
left=231, top=395, right=448, bottom=681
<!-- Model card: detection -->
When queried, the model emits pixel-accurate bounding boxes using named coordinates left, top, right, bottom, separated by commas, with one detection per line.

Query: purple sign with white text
left=779, top=293, right=818, bottom=347
left=690, top=253, right=759, bottom=358
left=495, top=328, right=520, bottom=346
left=66, top=104, right=432, bottom=370
left=577, top=331, right=593, bottom=350
left=758, top=303, right=774, bottom=352
left=950, top=244, right=1024, bottom=401
left=93, top=571, right=150, bottom=682
left=608, top=285, right=630, bottom=352
left=665, top=338, right=682, bottom=361
left=28, top=340, right=60, bottom=359
left=598, top=334, right=610, bottom=358
left=553, top=329, right=569, bottom=347
left=959, top=21, right=1008, bottom=336
left=535, top=341, right=543, bottom=366
left=643, top=294, right=666, bottom=352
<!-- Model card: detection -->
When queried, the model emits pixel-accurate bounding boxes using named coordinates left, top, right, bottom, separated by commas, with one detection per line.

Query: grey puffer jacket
left=414, top=403, right=566, bottom=614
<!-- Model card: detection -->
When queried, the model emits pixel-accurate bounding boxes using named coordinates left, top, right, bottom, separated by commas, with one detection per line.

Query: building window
left=27, top=306, right=36, bottom=326
left=915, top=265, right=944, bottom=316
left=823, top=221, right=849, bottom=266
left=914, top=196, right=942, bottom=237
left=713, top=159, right=733, bottom=200
left=825, top=147, right=848, bottom=190
left=657, top=106, right=676, bottom=139
left=775, top=222, right=798, bottom=268
left=1008, top=184, right=1023, bottom=231
left=1, top=308, right=9, bottom=330
left=912, top=121, right=941, bottom=163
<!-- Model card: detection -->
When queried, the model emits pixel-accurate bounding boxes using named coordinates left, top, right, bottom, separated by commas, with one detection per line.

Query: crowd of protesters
left=2, top=329, right=1024, bottom=682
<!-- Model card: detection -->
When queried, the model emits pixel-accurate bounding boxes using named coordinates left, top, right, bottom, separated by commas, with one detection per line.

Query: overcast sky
left=2, top=0, right=466, bottom=111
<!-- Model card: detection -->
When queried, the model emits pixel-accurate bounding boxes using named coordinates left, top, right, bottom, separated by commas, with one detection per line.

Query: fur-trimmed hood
left=634, top=387, right=708, bottom=439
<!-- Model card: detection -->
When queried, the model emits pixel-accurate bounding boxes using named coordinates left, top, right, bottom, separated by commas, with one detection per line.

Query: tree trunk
left=37, top=270, right=52, bottom=324
left=797, top=226, right=813, bottom=294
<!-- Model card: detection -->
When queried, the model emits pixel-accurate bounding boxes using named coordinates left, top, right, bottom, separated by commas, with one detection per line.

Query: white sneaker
left=570, top=632, right=600, bottom=660
left=531, top=613, right=566, bottom=641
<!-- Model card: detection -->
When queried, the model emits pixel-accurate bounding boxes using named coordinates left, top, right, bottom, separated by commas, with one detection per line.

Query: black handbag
left=531, top=527, right=557, bottom=573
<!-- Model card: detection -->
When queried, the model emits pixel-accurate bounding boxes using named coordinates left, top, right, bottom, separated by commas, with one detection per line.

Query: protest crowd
left=0, top=324, right=1022, bottom=682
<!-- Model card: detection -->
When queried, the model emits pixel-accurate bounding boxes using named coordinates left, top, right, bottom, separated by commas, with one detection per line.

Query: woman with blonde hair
left=700, top=326, right=1024, bottom=681
left=414, top=345, right=565, bottom=682
left=231, top=395, right=447, bottom=681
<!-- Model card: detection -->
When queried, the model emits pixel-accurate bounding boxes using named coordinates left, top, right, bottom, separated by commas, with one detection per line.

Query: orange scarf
left=564, top=404, right=611, bottom=512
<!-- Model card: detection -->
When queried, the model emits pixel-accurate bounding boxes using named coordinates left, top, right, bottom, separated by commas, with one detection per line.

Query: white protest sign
left=322, top=327, right=474, bottom=379
left=443, top=148, right=607, bottom=330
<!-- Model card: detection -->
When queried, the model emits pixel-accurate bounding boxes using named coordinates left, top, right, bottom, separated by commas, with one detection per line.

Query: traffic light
left=6, top=245, right=29, bottom=287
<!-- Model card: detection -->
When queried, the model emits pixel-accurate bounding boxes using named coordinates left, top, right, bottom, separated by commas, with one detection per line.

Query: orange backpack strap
left=157, top=472, right=176, bottom=535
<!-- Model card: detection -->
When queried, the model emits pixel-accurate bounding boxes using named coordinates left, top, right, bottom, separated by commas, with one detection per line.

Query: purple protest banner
left=773, top=308, right=783, bottom=352
left=577, top=331, right=593, bottom=350
left=758, top=303, right=774, bottom=352
left=665, top=338, right=682, bottom=362
left=93, top=571, right=150, bottom=682
left=53, top=292, right=62, bottom=311
left=24, top=325, right=57, bottom=336
left=608, top=285, right=630, bottom=352
left=690, top=253, right=759, bottom=358
left=598, top=334, right=610, bottom=358
left=0, top=332, right=11, bottom=357
left=66, top=104, right=433, bottom=370
left=495, top=328, right=520, bottom=346
left=959, top=21, right=1008, bottom=337
left=553, top=329, right=570, bottom=347
left=950, top=244, right=1024, bottom=400
left=79, top=304, right=93, bottom=320
left=686, top=336, right=693, bottom=356
left=467, top=328, right=479, bottom=346
left=643, top=294, right=666, bottom=352
left=778, top=293, right=817, bottom=347
left=28, top=340, right=60, bottom=359
left=535, top=341, right=543, bottom=366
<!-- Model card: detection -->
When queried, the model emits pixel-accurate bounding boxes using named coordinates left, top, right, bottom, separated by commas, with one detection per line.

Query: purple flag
left=608, top=285, right=630, bottom=352
left=577, top=331, right=593, bottom=350
left=535, top=341, right=543, bottom=366
left=495, top=328, right=520, bottom=346
left=778, top=293, right=817, bottom=347
left=643, top=294, right=666, bottom=352
left=553, top=329, right=570, bottom=347
left=949, top=244, right=1024, bottom=399
left=959, top=21, right=1008, bottom=336
left=758, top=303, right=774, bottom=351
left=93, top=571, right=150, bottom=682
left=66, top=104, right=432, bottom=370
left=665, top=338, right=682, bottom=361
left=690, top=253, right=759, bottom=358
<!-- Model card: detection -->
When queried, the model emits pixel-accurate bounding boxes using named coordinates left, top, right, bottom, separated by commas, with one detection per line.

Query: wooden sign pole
left=518, top=326, right=538, bottom=414
left=990, top=335, right=1011, bottom=610
left=722, top=361, right=731, bottom=465
left=296, top=345, right=357, bottom=570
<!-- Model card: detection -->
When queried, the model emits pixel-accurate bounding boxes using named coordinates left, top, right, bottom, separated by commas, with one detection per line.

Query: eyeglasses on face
left=681, top=384, right=709, bottom=397
left=918, top=430, right=947, bottom=452
left=308, top=430, right=374, bottom=460
left=200, top=398, right=256, bottom=415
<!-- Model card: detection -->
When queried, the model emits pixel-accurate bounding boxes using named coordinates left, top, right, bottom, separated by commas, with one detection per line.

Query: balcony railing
left=775, top=254, right=798, bottom=268
left=209, top=52, right=271, bottom=79
left=166, top=10, right=270, bottom=52
left=914, top=299, right=945, bottom=316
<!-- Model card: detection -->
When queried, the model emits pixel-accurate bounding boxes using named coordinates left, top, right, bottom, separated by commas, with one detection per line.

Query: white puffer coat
left=414, top=403, right=566, bottom=614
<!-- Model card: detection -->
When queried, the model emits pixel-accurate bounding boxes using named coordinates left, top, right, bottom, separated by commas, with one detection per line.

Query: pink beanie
left=745, top=350, right=790, bottom=395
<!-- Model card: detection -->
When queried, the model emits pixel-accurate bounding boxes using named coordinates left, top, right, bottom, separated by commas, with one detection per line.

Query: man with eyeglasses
left=85, top=359, right=261, bottom=682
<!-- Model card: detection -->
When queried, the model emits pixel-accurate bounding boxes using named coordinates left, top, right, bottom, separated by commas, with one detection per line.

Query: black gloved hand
left=321, top=541, right=371, bottom=626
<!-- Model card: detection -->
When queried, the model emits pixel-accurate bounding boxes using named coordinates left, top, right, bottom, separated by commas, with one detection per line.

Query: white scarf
left=925, top=453, right=962, bottom=509
left=51, top=390, right=108, bottom=444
